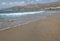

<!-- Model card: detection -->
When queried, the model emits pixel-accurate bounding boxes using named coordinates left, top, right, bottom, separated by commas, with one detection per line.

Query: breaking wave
left=0, top=11, right=44, bottom=16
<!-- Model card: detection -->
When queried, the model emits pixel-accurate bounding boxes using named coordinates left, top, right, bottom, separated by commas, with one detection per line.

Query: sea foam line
left=0, top=11, right=45, bottom=16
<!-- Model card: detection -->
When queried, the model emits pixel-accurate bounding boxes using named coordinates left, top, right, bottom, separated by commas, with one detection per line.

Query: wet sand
left=0, top=13, right=60, bottom=41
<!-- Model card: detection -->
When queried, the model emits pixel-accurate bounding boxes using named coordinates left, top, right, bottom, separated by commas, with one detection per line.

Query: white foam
left=0, top=11, right=45, bottom=16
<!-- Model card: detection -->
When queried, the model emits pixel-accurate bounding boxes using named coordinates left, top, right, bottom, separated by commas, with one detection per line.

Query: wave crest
left=0, top=11, right=44, bottom=16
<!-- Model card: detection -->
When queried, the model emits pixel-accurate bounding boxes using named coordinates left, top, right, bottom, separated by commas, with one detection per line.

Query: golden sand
left=0, top=13, right=60, bottom=41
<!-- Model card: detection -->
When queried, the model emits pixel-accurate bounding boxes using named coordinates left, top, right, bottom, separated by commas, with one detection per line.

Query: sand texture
left=0, top=13, right=60, bottom=41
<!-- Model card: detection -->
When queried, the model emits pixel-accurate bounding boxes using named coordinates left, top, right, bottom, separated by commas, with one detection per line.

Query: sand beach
left=0, top=12, right=60, bottom=41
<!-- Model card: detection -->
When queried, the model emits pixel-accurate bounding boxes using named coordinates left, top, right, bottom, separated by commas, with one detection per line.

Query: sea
left=0, top=11, right=59, bottom=30
left=0, top=11, right=46, bottom=21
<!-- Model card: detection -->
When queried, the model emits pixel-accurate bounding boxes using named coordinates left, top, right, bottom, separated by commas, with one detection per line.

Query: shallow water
left=0, top=11, right=44, bottom=21
left=0, top=11, right=57, bottom=21
left=0, top=11, right=60, bottom=30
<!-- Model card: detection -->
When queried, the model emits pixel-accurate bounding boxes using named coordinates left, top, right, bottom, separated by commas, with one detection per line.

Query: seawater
left=0, top=11, right=59, bottom=30
left=0, top=11, right=45, bottom=21
left=0, top=11, right=59, bottom=21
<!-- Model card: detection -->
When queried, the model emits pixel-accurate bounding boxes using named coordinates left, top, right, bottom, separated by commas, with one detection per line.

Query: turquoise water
left=0, top=11, right=60, bottom=30
left=0, top=10, right=34, bottom=13
left=0, top=11, right=44, bottom=21
left=0, top=11, right=59, bottom=22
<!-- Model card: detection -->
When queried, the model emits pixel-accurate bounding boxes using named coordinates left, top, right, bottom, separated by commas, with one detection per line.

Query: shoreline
left=0, top=16, right=46, bottom=31
left=0, top=12, right=60, bottom=41
left=0, top=11, right=60, bottom=31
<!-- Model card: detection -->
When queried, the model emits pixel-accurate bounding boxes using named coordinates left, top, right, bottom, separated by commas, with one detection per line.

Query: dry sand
left=0, top=13, right=60, bottom=41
